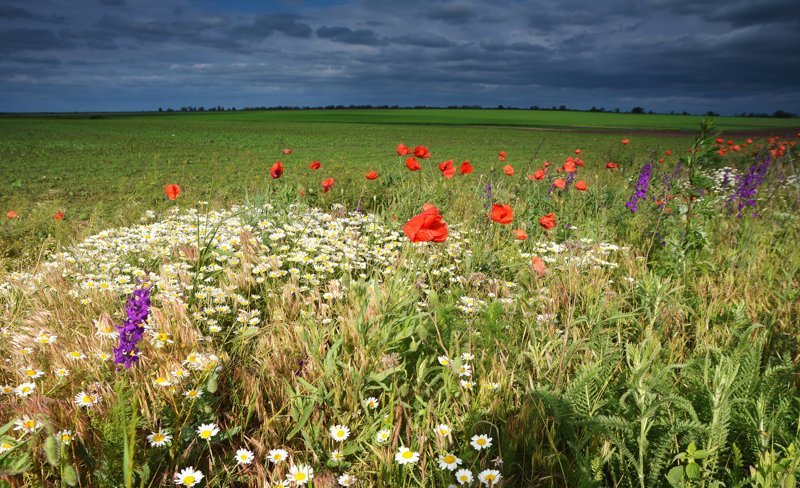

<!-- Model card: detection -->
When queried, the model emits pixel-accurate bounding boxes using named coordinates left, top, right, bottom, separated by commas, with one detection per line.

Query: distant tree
left=614, top=108, right=621, bottom=113
left=630, top=106, right=645, bottom=114
left=773, top=110, right=794, bottom=118
left=705, top=111, right=719, bottom=117
left=158, top=107, right=163, bottom=112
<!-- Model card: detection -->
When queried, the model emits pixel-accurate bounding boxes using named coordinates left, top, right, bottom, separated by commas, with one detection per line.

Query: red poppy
left=727, top=140, right=734, bottom=146
left=532, top=256, right=546, bottom=277
left=460, top=161, right=473, bottom=174
left=532, top=168, right=546, bottom=180
left=404, top=204, right=448, bottom=243
left=733, top=145, right=740, bottom=152
left=717, top=149, right=726, bottom=156
left=53, top=210, right=63, bottom=221
left=575, top=180, right=588, bottom=191
left=605, top=162, right=618, bottom=169
left=270, top=161, right=284, bottom=179
left=514, top=229, right=528, bottom=240
left=397, top=143, right=411, bottom=156
left=621, top=138, right=630, bottom=145
left=575, top=158, right=584, bottom=167
left=282, top=148, right=292, bottom=155
left=321, top=178, right=334, bottom=193
left=562, top=161, right=576, bottom=173
left=439, top=160, right=456, bottom=179
left=658, top=158, right=665, bottom=163
left=574, top=148, right=582, bottom=155
left=413, top=145, right=431, bottom=159
left=665, top=149, right=672, bottom=156
left=165, top=184, right=181, bottom=200
left=539, top=212, right=556, bottom=230
left=309, top=160, right=321, bottom=170
left=6, top=210, right=18, bottom=219
left=490, top=203, right=513, bottom=225
left=366, top=170, right=378, bottom=180
left=716, top=137, right=724, bottom=144
left=406, top=157, right=422, bottom=171
left=503, top=164, right=514, bottom=176
left=543, top=161, right=551, bottom=168
left=499, top=150, right=506, bottom=161
left=746, top=139, right=753, bottom=144
left=553, top=178, right=566, bottom=189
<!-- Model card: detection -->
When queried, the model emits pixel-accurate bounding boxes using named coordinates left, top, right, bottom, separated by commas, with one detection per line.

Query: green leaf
left=686, top=462, right=700, bottom=480
left=666, top=466, right=684, bottom=487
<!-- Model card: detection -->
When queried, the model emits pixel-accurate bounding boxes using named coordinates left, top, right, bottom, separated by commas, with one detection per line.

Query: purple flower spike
left=626, top=164, right=653, bottom=213
left=113, top=286, right=152, bottom=369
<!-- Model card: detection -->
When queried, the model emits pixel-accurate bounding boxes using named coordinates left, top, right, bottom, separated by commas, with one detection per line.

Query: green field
left=1, top=111, right=799, bottom=487
left=2, top=110, right=796, bottom=267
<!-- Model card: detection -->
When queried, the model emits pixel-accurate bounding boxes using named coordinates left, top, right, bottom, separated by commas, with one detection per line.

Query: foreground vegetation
left=1, top=114, right=799, bottom=487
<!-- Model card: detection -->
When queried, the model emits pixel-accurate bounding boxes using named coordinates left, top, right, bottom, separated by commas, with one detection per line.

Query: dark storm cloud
left=316, top=25, right=387, bottom=45
left=391, top=32, right=454, bottom=48
left=0, top=0, right=798, bottom=113
left=246, top=13, right=313, bottom=38
left=426, top=2, right=478, bottom=24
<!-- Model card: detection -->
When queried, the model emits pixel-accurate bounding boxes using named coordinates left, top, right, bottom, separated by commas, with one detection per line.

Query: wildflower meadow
left=1, top=112, right=800, bottom=487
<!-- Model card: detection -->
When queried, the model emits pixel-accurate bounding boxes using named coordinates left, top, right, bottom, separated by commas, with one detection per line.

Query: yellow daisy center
left=444, top=455, right=456, bottom=463
left=477, top=439, right=486, bottom=445
left=183, top=475, right=195, bottom=484
left=153, top=434, right=165, bottom=442
left=294, top=472, right=307, bottom=481
left=402, top=451, right=414, bottom=459
left=200, top=431, right=211, bottom=439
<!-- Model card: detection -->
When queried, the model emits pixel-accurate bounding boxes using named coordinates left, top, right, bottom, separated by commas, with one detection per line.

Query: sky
left=1, top=0, right=798, bottom=114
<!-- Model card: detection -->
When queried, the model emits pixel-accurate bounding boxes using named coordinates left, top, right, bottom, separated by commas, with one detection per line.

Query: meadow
left=0, top=110, right=799, bottom=487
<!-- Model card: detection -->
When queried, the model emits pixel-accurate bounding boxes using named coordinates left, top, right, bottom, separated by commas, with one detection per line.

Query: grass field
left=2, top=110, right=797, bottom=268
left=0, top=111, right=799, bottom=487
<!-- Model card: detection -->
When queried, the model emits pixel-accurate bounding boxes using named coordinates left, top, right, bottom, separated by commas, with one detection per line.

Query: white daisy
left=395, top=446, right=420, bottom=465
left=375, top=429, right=391, bottom=444
left=363, top=397, right=379, bottom=410
left=470, top=434, right=492, bottom=451
left=147, top=430, right=172, bottom=447
left=74, top=391, right=98, bottom=408
left=438, top=453, right=462, bottom=471
left=15, top=382, right=36, bottom=397
left=329, top=424, right=350, bottom=442
left=478, top=469, right=502, bottom=486
left=174, top=466, right=204, bottom=486
left=455, top=469, right=474, bottom=485
left=196, top=423, right=219, bottom=441
left=286, top=464, right=314, bottom=485
left=337, top=473, right=357, bottom=486
left=56, top=430, right=73, bottom=445
left=235, top=448, right=254, bottom=465
left=268, top=448, right=289, bottom=464
left=434, top=424, right=452, bottom=437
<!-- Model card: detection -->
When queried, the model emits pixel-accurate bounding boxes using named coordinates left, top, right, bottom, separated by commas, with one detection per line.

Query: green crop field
left=1, top=111, right=800, bottom=487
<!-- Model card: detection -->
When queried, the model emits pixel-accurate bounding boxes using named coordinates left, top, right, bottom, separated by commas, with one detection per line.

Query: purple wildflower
left=483, top=182, right=492, bottom=209
left=728, top=155, right=771, bottom=217
left=626, top=164, right=653, bottom=213
left=113, top=286, right=152, bottom=369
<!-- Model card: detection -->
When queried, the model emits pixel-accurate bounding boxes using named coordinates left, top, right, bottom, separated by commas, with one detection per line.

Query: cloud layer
left=0, top=0, right=798, bottom=113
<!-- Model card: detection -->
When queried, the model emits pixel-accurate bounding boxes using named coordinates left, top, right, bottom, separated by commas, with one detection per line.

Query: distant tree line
left=154, top=104, right=796, bottom=118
